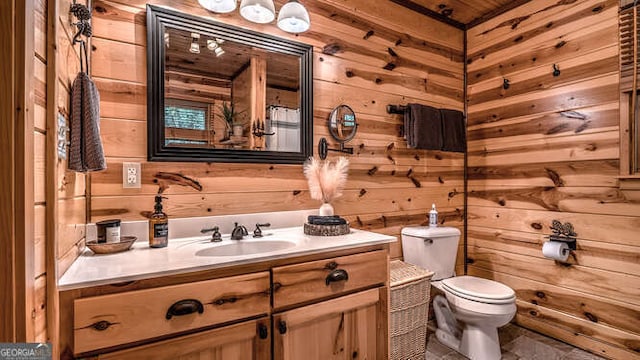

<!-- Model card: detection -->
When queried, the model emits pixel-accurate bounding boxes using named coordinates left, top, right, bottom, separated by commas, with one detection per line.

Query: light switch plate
left=57, top=113, right=68, bottom=160
left=123, top=162, right=141, bottom=188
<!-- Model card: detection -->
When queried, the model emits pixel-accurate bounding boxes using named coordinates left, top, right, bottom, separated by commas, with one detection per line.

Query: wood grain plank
left=469, top=24, right=618, bottom=87
left=468, top=226, right=640, bottom=276
left=467, top=160, right=620, bottom=188
left=468, top=185, right=640, bottom=217
left=468, top=131, right=619, bottom=167
left=91, top=187, right=464, bottom=222
left=467, top=205, right=640, bottom=247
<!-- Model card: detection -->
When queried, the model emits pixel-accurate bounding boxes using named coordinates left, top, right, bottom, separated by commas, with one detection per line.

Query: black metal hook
left=552, top=64, right=561, bottom=77
left=70, top=3, right=92, bottom=45
left=502, top=78, right=510, bottom=90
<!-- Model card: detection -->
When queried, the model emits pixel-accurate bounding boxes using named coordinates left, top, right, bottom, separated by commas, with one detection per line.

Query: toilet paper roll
left=542, top=241, right=570, bottom=261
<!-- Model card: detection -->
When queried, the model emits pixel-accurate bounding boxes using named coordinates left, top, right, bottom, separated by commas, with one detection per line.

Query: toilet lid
left=441, top=276, right=515, bottom=304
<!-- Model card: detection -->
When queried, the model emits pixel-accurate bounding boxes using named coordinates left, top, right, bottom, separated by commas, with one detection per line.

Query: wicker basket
left=390, top=260, right=434, bottom=360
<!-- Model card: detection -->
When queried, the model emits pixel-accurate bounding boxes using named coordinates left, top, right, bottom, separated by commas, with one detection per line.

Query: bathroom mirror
left=328, top=105, right=358, bottom=142
left=147, top=5, right=313, bottom=163
left=318, top=105, right=357, bottom=159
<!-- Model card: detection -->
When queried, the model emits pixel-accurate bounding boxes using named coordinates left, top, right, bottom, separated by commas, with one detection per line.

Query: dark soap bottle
left=148, top=195, right=168, bottom=248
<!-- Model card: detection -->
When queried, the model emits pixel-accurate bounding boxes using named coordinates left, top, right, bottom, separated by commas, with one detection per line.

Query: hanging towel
left=440, top=109, right=466, bottom=153
left=406, top=103, right=442, bottom=150
left=68, top=71, right=106, bottom=172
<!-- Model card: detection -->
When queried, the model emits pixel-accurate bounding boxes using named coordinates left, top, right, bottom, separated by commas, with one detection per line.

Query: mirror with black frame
left=147, top=5, right=313, bottom=163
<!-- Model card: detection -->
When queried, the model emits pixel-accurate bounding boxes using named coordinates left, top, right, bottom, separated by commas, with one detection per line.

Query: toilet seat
left=441, top=276, right=515, bottom=305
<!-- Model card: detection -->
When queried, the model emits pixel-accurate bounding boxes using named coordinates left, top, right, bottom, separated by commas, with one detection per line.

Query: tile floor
left=424, top=322, right=606, bottom=360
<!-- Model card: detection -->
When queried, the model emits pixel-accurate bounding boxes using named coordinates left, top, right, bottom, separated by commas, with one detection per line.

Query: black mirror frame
left=146, top=5, right=313, bottom=163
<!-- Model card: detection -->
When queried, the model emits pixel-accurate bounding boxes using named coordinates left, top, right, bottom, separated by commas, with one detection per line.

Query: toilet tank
left=401, top=226, right=461, bottom=280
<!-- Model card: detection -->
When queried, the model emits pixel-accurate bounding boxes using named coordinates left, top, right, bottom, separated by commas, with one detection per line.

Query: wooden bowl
left=86, top=236, right=137, bottom=254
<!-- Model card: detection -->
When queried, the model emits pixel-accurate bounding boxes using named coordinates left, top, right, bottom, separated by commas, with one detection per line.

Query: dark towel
left=68, top=72, right=106, bottom=172
left=440, top=109, right=466, bottom=152
left=407, top=103, right=442, bottom=150
left=403, top=105, right=411, bottom=145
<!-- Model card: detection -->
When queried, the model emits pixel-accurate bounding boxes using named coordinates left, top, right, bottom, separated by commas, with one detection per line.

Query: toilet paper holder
left=545, top=220, right=577, bottom=250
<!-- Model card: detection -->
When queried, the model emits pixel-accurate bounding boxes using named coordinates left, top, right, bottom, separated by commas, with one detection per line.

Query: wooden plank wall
left=34, top=0, right=48, bottom=343
left=55, top=0, right=87, bottom=278
left=466, top=0, right=640, bottom=358
left=88, top=0, right=466, bottom=264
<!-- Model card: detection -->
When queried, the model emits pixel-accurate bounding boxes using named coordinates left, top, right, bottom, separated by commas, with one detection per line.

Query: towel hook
left=70, top=3, right=92, bottom=44
left=502, top=78, right=510, bottom=90
left=552, top=64, right=561, bottom=77
left=70, top=3, right=92, bottom=74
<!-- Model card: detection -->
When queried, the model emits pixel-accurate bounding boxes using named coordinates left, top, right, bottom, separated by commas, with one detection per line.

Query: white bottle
left=429, top=203, right=438, bottom=227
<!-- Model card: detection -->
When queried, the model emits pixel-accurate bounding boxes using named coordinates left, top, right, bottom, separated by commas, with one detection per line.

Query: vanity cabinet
left=274, top=288, right=385, bottom=359
left=97, top=317, right=270, bottom=360
left=60, top=246, right=389, bottom=359
left=72, top=272, right=270, bottom=354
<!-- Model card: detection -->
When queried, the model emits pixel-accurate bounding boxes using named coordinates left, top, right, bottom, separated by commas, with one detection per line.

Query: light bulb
left=277, top=0, right=310, bottom=33
left=207, top=39, right=218, bottom=51
left=189, top=33, right=200, bottom=54
left=240, top=0, right=275, bottom=24
left=197, top=0, right=237, bottom=13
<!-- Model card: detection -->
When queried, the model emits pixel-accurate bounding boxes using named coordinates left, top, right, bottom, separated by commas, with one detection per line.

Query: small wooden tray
left=86, top=236, right=137, bottom=254
left=304, top=222, right=350, bottom=236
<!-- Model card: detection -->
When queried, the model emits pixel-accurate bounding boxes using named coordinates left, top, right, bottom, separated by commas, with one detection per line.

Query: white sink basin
left=195, top=240, right=296, bottom=257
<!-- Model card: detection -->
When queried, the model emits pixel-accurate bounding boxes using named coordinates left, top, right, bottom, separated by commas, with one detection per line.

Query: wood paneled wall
left=34, top=0, right=48, bottom=343
left=0, top=0, right=37, bottom=343
left=55, top=0, right=87, bottom=279
left=89, top=0, right=466, bottom=263
left=466, top=0, right=640, bottom=358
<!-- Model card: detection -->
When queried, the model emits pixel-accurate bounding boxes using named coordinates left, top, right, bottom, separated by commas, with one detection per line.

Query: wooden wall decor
left=467, top=0, right=640, bottom=358
left=89, top=0, right=465, bottom=264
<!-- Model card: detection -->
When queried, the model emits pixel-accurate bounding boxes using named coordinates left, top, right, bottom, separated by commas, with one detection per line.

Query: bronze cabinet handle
left=278, top=320, right=287, bottom=334
left=165, top=299, right=204, bottom=320
left=325, top=269, right=349, bottom=285
left=258, top=323, right=269, bottom=339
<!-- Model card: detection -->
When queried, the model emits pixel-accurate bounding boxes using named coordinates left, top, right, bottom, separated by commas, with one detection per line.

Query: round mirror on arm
left=318, top=105, right=357, bottom=159
left=329, top=105, right=357, bottom=142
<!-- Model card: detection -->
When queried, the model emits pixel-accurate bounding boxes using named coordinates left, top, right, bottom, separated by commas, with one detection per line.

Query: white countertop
left=58, top=226, right=396, bottom=291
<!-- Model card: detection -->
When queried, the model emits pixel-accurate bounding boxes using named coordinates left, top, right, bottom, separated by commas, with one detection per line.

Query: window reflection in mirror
left=163, top=26, right=300, bottom=151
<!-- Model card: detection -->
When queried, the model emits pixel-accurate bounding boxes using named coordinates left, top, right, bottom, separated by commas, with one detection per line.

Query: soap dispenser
left=149, top=195, right=168, bottom=248
left=429, top=203, right=438, bottom=227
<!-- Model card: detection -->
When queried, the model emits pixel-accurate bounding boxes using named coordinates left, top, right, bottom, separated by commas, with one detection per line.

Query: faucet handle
left=201, top=226, right=222, bottom=242
left=253, top=223, right=271, bottom=238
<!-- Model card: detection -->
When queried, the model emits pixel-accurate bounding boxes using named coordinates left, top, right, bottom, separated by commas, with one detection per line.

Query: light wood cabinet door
left=273, top=288, right=387, bottom=360
left=98, top=317, right=270, bottom=360
left=272, top=250, right=388, bottom=310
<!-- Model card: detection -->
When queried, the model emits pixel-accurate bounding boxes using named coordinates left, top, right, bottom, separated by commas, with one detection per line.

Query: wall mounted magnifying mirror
left=318, top=105, right=357, bottom=160
left=147, top=5, right=313, bottom=163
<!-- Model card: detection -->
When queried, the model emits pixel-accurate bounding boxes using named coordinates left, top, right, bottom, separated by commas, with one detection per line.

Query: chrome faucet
left=231, top=222, right=248, bottom=240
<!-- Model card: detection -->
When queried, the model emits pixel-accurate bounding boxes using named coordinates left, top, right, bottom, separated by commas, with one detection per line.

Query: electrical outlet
left=123, top=162, right=141, bottom=188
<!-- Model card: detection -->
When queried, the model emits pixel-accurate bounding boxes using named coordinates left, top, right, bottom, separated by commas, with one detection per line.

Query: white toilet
left=401, top=226, right=516, bottom=360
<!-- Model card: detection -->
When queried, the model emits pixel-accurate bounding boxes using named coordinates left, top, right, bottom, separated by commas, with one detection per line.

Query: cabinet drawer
left=73, top=272, right=270, bottom=355
left=98, top=318, right=270, bottom=360
left=272, top=250, right=388, bottom=309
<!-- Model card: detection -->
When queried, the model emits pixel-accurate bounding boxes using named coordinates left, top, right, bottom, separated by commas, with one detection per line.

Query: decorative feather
left=303, top=157, right=324, bottom=201
left=303, top=157, right=350, bottom=203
